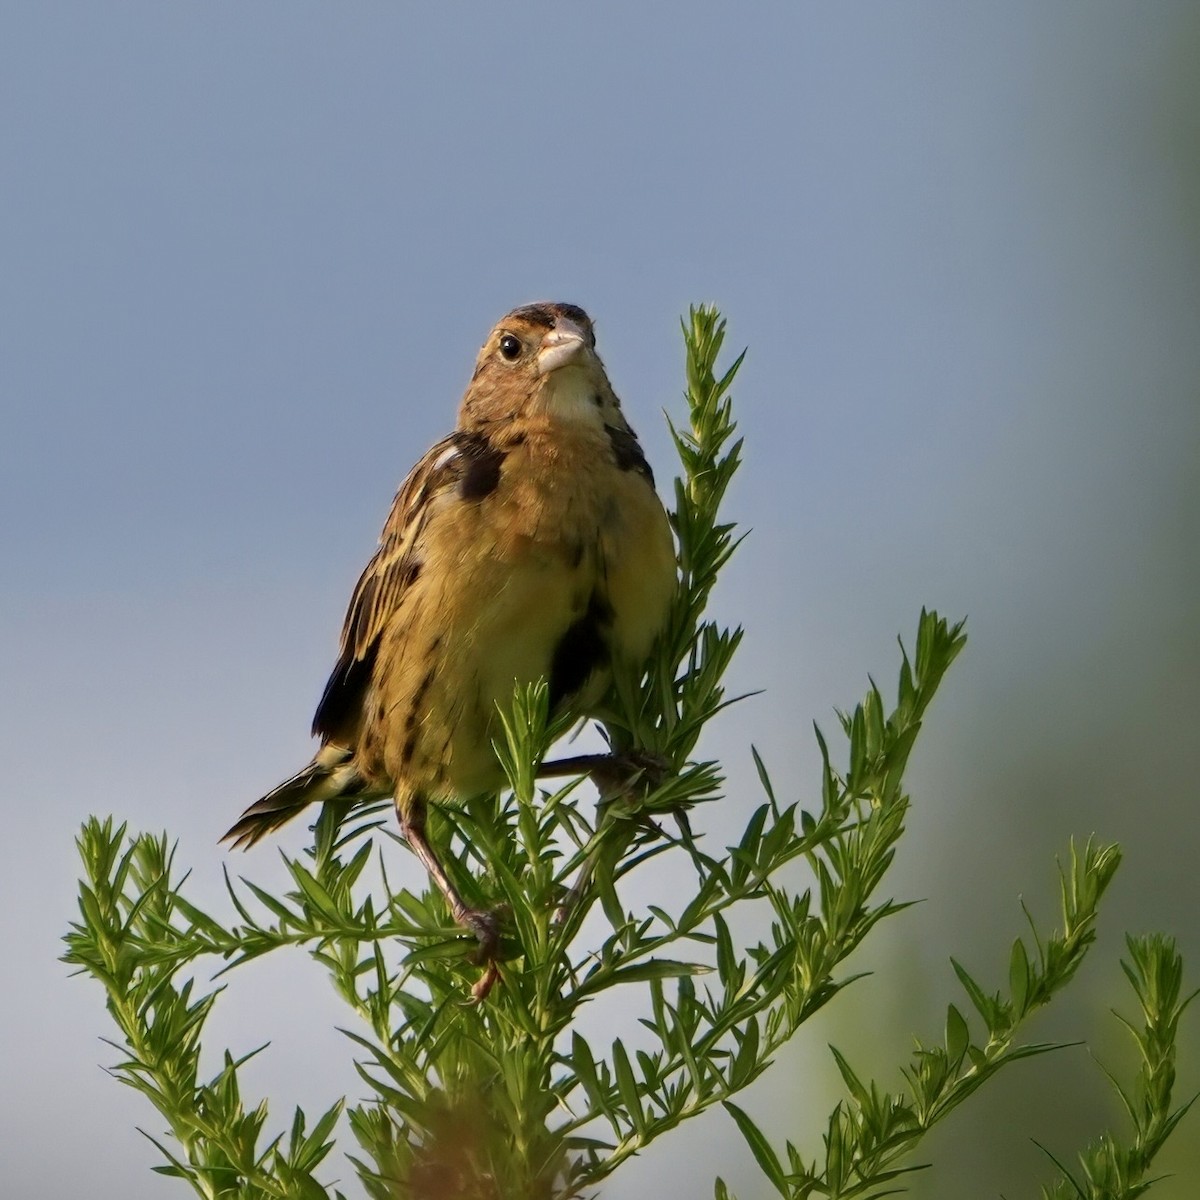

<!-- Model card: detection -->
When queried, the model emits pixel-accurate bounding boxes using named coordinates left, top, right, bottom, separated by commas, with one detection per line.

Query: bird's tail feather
left=222, top=743, right=376, bottom=849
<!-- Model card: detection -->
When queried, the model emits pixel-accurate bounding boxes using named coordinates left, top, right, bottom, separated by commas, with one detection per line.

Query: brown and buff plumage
left=224, top=302, right=676, bottom=956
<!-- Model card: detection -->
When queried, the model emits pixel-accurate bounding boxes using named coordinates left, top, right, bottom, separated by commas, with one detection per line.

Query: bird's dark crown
left=503, top=302, right=596, bottom=348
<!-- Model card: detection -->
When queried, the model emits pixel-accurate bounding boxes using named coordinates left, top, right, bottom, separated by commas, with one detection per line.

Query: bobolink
left=224, top=302, right=676, bottom=955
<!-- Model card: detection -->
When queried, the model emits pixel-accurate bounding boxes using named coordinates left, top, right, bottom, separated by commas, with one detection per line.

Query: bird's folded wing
left=311, top=431, right=476, bottom=740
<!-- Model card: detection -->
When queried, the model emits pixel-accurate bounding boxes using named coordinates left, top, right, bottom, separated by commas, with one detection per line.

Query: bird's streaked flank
left=224, top=302, right=676, bottom=968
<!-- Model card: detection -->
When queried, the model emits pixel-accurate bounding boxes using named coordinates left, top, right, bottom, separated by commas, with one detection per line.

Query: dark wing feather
left=603, top=423, right=655, bottom=484
left=311, top=433, right=474, bottom=741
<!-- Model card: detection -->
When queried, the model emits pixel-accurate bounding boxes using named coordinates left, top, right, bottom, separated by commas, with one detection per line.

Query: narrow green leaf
left=612, top=1041, right=647, bottom=1135
left=571, top=1032, right=607, bottom=1114
left=723, top=1101, right=788, bottom=1196
left=945, top=1003, right=970, bottom=1066
left=1010, top=938, right=1031, bottom=1015
left=574, top=958, right=713, bottom=1001
left=829, top=1046, right=871, bottom=1110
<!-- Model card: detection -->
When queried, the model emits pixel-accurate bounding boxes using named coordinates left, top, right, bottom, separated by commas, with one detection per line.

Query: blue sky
left=4, top=5, right=1199, bottom=1197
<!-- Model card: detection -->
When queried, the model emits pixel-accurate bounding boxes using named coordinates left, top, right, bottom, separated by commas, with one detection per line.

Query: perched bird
left=224, top=302, right=676, bottom=955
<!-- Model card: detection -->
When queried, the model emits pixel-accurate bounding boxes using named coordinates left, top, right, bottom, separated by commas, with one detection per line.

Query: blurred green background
left=3, top=4, right=1197, bottom=1197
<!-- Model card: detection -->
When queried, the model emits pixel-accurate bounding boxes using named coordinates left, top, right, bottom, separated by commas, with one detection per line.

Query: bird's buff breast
left=363, top=433, right=675, bottom=800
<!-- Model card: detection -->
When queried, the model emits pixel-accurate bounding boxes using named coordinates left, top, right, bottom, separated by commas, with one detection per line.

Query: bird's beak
left=536, top=319, right=590, bottom=376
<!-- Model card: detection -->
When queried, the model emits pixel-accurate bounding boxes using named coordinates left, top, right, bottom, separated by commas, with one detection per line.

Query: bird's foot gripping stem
left=541, top=749, right=677, bottom=926
left=537, top=749, right=673, bottom=801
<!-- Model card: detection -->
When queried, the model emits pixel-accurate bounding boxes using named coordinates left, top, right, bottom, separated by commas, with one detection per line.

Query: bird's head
left=459, top=302, right=626, bottom=431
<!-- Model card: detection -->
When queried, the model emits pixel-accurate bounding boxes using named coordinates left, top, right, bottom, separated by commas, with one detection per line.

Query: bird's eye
left=498, top=333, right=522, bottom=361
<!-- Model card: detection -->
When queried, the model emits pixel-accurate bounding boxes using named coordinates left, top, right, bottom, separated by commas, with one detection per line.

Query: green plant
left=63, top=308, right=1194, bottom=1199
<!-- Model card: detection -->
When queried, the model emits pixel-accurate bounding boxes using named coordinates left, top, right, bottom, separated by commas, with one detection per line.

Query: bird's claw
left=456, top=906, right=504, bottom=1000
left=589, top=750, right=673, bottom=802
left=459, top=906, right=501, bottom=963
left=471, top=959, right=501, bottom=1003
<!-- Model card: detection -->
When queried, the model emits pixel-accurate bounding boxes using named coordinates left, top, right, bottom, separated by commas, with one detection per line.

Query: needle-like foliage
left=63, top=308, right=1194, bottom=1199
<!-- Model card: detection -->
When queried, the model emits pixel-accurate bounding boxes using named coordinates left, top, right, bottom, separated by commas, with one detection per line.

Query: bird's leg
left=395, top=799, right=501, bottom=982
left=537, top=750, right=672, bottom=791
left=536, top=752, right=617, bottom=779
